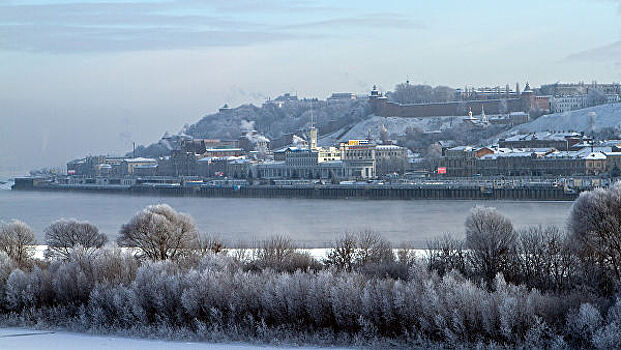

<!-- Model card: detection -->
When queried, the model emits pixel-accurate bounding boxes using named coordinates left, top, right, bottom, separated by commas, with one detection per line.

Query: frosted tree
left=569, top=183, right=621, bottom=281
left=465, top=206, right=516, bottom=285
left=0, top=220, right=35, bottom=268
left=118, top=204, right=198, bottom=260
left=325, top=233, right=357, bottom=271
left=44, top=219, right=107, bottom=260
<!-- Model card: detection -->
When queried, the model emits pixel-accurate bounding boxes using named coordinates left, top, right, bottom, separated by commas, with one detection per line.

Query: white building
left=551, top=93, right=621, bottom=113
left=551, top=95, right=588, bottom=113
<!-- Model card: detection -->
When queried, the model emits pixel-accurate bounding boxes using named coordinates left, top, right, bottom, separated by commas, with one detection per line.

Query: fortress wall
left=372, top=95, right=531, bottom=118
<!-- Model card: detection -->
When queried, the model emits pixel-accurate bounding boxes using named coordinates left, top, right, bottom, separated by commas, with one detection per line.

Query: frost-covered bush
left=2, top=244, right=621, bottom=348
left=515, top=225, right=578, bottom=292
left=570, top=183, right=621, bottom=287
left=249, top=235, right=321, bottom=272
left=426, top=234, right=468, bottom=277
left=8, top=204, right=621, bottom=348
left=325, top=231, right=405, bottom=279
left=118, top=204, right=198, bottom=261
left=465, top=206, right=517, bottom=286
left=0, top=220, right=35, bottom=268
left=44, top=219, right=107, bottom=260
left=0, top=251, right=16, bottom=306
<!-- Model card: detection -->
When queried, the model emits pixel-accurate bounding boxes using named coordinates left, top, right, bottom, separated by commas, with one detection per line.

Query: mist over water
left=0, top=190, right=573, bottom=247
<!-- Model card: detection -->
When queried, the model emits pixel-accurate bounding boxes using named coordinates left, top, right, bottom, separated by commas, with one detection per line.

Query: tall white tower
left=309, top=127, right=318, bottom=150
left=309, top=104, right=318, bottom=150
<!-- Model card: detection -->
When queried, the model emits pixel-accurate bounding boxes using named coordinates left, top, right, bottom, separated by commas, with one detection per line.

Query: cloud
left=0, top=23, right=300, bottom=53
left=565, top=40, right=621, bottom=62
left=0, top=1, right=291, bottom=53
left=0, top=1, right=422, bottom=53
left=279, top=14, right=426, bottom=31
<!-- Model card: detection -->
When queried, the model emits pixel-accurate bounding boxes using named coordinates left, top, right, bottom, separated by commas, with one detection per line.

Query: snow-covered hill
left=505, top=103, right=621, bottom=135
left=185, top=100, right=368, bottom=142
left=134, top=99, right=371, bottom=157
left=320, top=115, right=462, bottom=145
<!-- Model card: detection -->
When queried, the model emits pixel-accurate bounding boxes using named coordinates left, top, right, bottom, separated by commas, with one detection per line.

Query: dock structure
left=13, top=177, right=580, bottom=201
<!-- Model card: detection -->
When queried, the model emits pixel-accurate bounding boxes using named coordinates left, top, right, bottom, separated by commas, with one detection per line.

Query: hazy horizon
left=1, top=0, right=620, bottom=177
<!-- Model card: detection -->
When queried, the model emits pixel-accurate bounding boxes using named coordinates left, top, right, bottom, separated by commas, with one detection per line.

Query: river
left=0, top=189, right=574, bottom=247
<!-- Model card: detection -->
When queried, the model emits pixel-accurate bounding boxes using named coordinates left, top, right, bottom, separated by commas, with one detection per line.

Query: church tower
left=309, top=126, right=318, bottom=150
left=309, top=105, right=318, bottom=150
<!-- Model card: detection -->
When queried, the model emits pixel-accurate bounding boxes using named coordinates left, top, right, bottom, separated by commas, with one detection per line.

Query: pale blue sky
left=0, top=0, right=620, bottom=175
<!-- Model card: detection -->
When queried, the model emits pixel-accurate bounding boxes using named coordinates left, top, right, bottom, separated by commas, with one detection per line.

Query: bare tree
left=254, top=235, right=296, bottom=264
left=465, top=206, right=516, bottom=285
left=356, top=230, right=393, bottom=266
left=196, top=234, right=226, bottom=256
left=325, top=231, right=394, bottom=272
left=0, top=220, right=35, bottom=268
left=516, top=225, right=577, bottom=292
left=118, top=204, right=198, bottom=260
left=569, top=183, right=621, bottom=281
left=426, top=234, right=467, bottom=277
left=252, top=235, right=319, bottom=272
left=325, top=232, right=357, bottom=271
left=44, top=219, right=107, bottom=260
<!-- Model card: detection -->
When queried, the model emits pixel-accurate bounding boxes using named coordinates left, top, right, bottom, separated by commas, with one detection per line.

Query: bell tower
left=309, top=104, right=318, bottom=150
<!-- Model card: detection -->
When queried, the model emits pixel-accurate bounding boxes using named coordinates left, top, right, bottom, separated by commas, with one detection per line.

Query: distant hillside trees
left=388, top=83, right=456, bottom=104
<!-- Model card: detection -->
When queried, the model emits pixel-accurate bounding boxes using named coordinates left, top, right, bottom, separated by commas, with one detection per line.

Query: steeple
left=370, top=85, right=380, bottom=96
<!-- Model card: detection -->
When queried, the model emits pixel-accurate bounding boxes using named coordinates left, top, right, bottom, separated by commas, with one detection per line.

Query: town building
left=327, top=93, right=357, bottom=104
left=375, top=144, right=409, bottom=175
left=439, top=144, right=610, bottom=177
left=498, top=132, right=589, bottom=151
left=121, top=157, right=158, bottom=175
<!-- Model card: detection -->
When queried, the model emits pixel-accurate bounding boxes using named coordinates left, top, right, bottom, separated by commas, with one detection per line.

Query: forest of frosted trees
left=4, top=185, right=621, bottom=348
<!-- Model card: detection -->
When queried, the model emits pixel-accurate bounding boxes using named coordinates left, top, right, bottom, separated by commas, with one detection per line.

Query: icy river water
left=0, top=189, right=574, bottom=247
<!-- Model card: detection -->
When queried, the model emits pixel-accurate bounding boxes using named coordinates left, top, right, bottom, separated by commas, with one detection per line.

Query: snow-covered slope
left=505, top=103, right=621, bottom=135
left=320, top=115, right=462, bottom=144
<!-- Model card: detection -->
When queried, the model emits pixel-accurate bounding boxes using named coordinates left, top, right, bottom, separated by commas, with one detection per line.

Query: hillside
left=185, top=100, right=369, bottom=141
left=320, top=115, right=462, bottom=145
left=505, top=103, right=621, bottom=136
left=133, top=99, right=371, bottom=157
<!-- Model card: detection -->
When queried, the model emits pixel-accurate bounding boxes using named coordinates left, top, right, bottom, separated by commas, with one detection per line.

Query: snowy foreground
left=0, top=328, right=352, bottom=350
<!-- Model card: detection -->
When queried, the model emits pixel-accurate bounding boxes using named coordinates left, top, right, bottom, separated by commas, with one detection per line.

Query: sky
left=0, top=0, right=620, bottom=176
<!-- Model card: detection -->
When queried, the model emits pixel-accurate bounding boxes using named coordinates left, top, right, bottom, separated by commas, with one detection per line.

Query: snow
left=0, top=328, right=352, bottom=350
left=505, top=103, right=621, bottom=135
left=320, top=115, right=463, bottom=145
left=502, top=131, right=581, bottom=142
left=584, top=152, right=607, bottom=160
left=28, top=246, right=426, bottom=262
left=0, top=179, right=13, bottom=191
left=124, top=157, right=157, bottom=163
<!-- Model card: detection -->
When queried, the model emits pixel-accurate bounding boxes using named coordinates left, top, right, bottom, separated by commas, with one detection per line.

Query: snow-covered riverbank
left=0, top=328, right=351, bottom=350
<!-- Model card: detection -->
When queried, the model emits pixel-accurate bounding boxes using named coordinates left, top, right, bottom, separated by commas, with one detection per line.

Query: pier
left=12, top=177, right=581, bottom=201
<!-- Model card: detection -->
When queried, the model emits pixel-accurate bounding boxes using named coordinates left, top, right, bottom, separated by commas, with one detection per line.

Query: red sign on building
left=437, top=167, right=447, bottom=174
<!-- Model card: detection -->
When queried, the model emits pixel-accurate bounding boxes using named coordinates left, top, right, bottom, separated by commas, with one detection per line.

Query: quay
left=11, top=176, right=585, bottom=201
